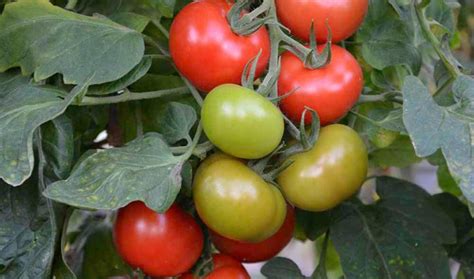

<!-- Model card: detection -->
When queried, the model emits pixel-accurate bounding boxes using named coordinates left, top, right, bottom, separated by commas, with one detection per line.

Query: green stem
left=245, top=0, right=272, bottom=20
left=77, top=87, right=188, bottom=106
left=146, top=54, right=171, bottom=61
left=180, top=122, right=204, bottom=161
left=65, top=0, right=78, bottom=10
left=151, top=19, right=170, bottom=39
left=143, top=34, right=170, bottom=56
left=414, top=4, right=460, bottom=78
left=357, top=93, right=403, bottom=105
left=171, top=141, right=214, bottom=157
left=182, top=76, right=204, bottom=106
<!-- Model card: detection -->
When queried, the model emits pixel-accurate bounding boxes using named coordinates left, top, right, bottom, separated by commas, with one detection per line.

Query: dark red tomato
left=180, top=254, right=249, bottom=279
left=169, top=0, right=270, bottom=92
left=211, top=205, right=295, bottom=262
left=275, top=0, right=368, bottom=43
left=113, top=202, right=203, bottom=277
left=278, top=45, right=363, bottom=126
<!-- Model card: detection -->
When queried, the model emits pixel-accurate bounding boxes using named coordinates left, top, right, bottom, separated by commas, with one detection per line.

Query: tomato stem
left=180, top=122, right=204, bottom=161
left=65, top=0, right=78, bottom=10
left=151, top=19, right=170, bottom=39
left=76, top=87, right=189, bottom=106
left=414, top=3, right=461, bottom=79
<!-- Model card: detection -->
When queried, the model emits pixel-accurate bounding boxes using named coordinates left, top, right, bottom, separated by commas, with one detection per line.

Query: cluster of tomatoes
left=113, top=0, right=369, bottom=278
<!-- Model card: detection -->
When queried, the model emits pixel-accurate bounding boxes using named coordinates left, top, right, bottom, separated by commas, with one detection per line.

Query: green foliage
left=358, top=0, right=421, bottom=73
left=269, top=177, right=456, bottom=279
left=403, top=75, right=474, bottom=203
left=0, top=0, right=144, bottom=85
left=0, top=0, right=472, bottom=278
left=79, top=225, right=133, bottom=278
left=44, top=133, right=185, bottom=212
left=0, top=72, right=88, bottom=186
left=0, top=177, right=59, bottom=278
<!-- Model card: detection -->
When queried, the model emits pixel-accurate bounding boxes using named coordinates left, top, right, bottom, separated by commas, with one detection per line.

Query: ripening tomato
left=113, top=202, right=203, bottom=277
left=275, top=0, right=368, bottom=43
left=193, top=154, right=287, bottom=242
left=202, top=84, right=284, bottom=159
left=277, top=125, right=368, bottom=212
left=211, top=205, right=295, bottom=262
left=278, top=45, right=363, bottom=126
left=169, top=0, right=270, bottom=92
left=180, top=254, right=249, bottom=279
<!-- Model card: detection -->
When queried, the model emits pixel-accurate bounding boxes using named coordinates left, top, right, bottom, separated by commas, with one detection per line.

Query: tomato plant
left=169, top=0, right=270, bottom=92
left=0, top=0, right=473, bottom=279
left=278, top=45, right=364, bottom=125
left=275, top=0, right=369, bottom=43
left=211, top=204, right=295, bottom=262
left=278, top=125, right=368, bottom=211
left=113, top=202, right=203, bottom=277
left=193, top=153, right=286, bottom=242
left=202, top=84, right=284, bottom=159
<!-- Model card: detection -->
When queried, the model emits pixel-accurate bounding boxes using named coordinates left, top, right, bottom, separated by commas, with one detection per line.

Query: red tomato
left=206, top=266, right=250, bottom=279
left=113, top=202, right=203, bottom=277
left=275, top=0, right=368, bottom=43
left=180, top=254, right=249, bottom=279
left=278, top=45, right=363, bottom=126
left=169, top=0, right=270, bottom=92
left=211, top=205, right=295, bottom=262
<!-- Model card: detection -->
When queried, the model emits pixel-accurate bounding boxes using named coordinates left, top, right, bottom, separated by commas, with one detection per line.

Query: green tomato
left=370, top=127, right=399, bottom=149
left=201, top=84, right=284, bottom=159
left=277, top=124, right=368, bottom=212
left=193, top=154, right=287, bottom=242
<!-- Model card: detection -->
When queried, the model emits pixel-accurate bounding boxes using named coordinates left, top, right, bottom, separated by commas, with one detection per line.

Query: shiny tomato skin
left=169, top=0, right=270, bottom=92
left=193, top=154, right=287, bottom=242
left=202, top=84, right=284, bottom=159
left=275, top=0, right=368, bottom=43
left=277, top=125, right=368, bottom=212
left=211, top=205, right=295, bottom=262
left=113, top=202, right=203, bottom=277
left=180, top=254, right=249, bottom=279
left=278, top=45, right=363, bottom=126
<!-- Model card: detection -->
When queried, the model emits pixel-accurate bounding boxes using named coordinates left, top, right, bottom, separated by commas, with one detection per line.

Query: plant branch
left=151, top=19, right=170, bottom=39
left=414, top=3, right=460, bottom=78
left=180, top=122, right=204, bottom=161
left=65, top=0, right=78, bottom=10
left=77, top=87, right=189, bottom=106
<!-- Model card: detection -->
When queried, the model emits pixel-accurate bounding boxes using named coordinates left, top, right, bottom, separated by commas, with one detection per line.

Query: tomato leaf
left=0, top=177, right=59, bottom=278
left=261, top=257, right=306, bottom=279
left=80, top=224, right=133, bottom=278
left=159, top=102, right=197, bottom=144
left=41, top=115, right=75, bottom=181
left=154, top=0, right=176, bottom=18
left=109, top=12, right=150, bottom=32
left=0, top=0, right=144, bottom=85
left=369, top=136, right=422, bottom=168
left=295, top=209, right=331, bottom=241
left=330, top=176, right=456, bottom=279
left=0, top=72, right=89, bottom=186
left=433, top=193, right=474, bottom=277
left=402, top=75, right=474, bottom=203
left=87, top=57, right=152, bottom=96
left=43, top=133, right=184, bottom=212
left=357, top=0, right=421, bottom=73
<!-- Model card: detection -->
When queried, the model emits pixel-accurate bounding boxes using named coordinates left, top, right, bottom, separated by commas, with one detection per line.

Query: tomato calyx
left=227, top=0, right=273, bottom=36
left=283, top=22, right=333, bottom=69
